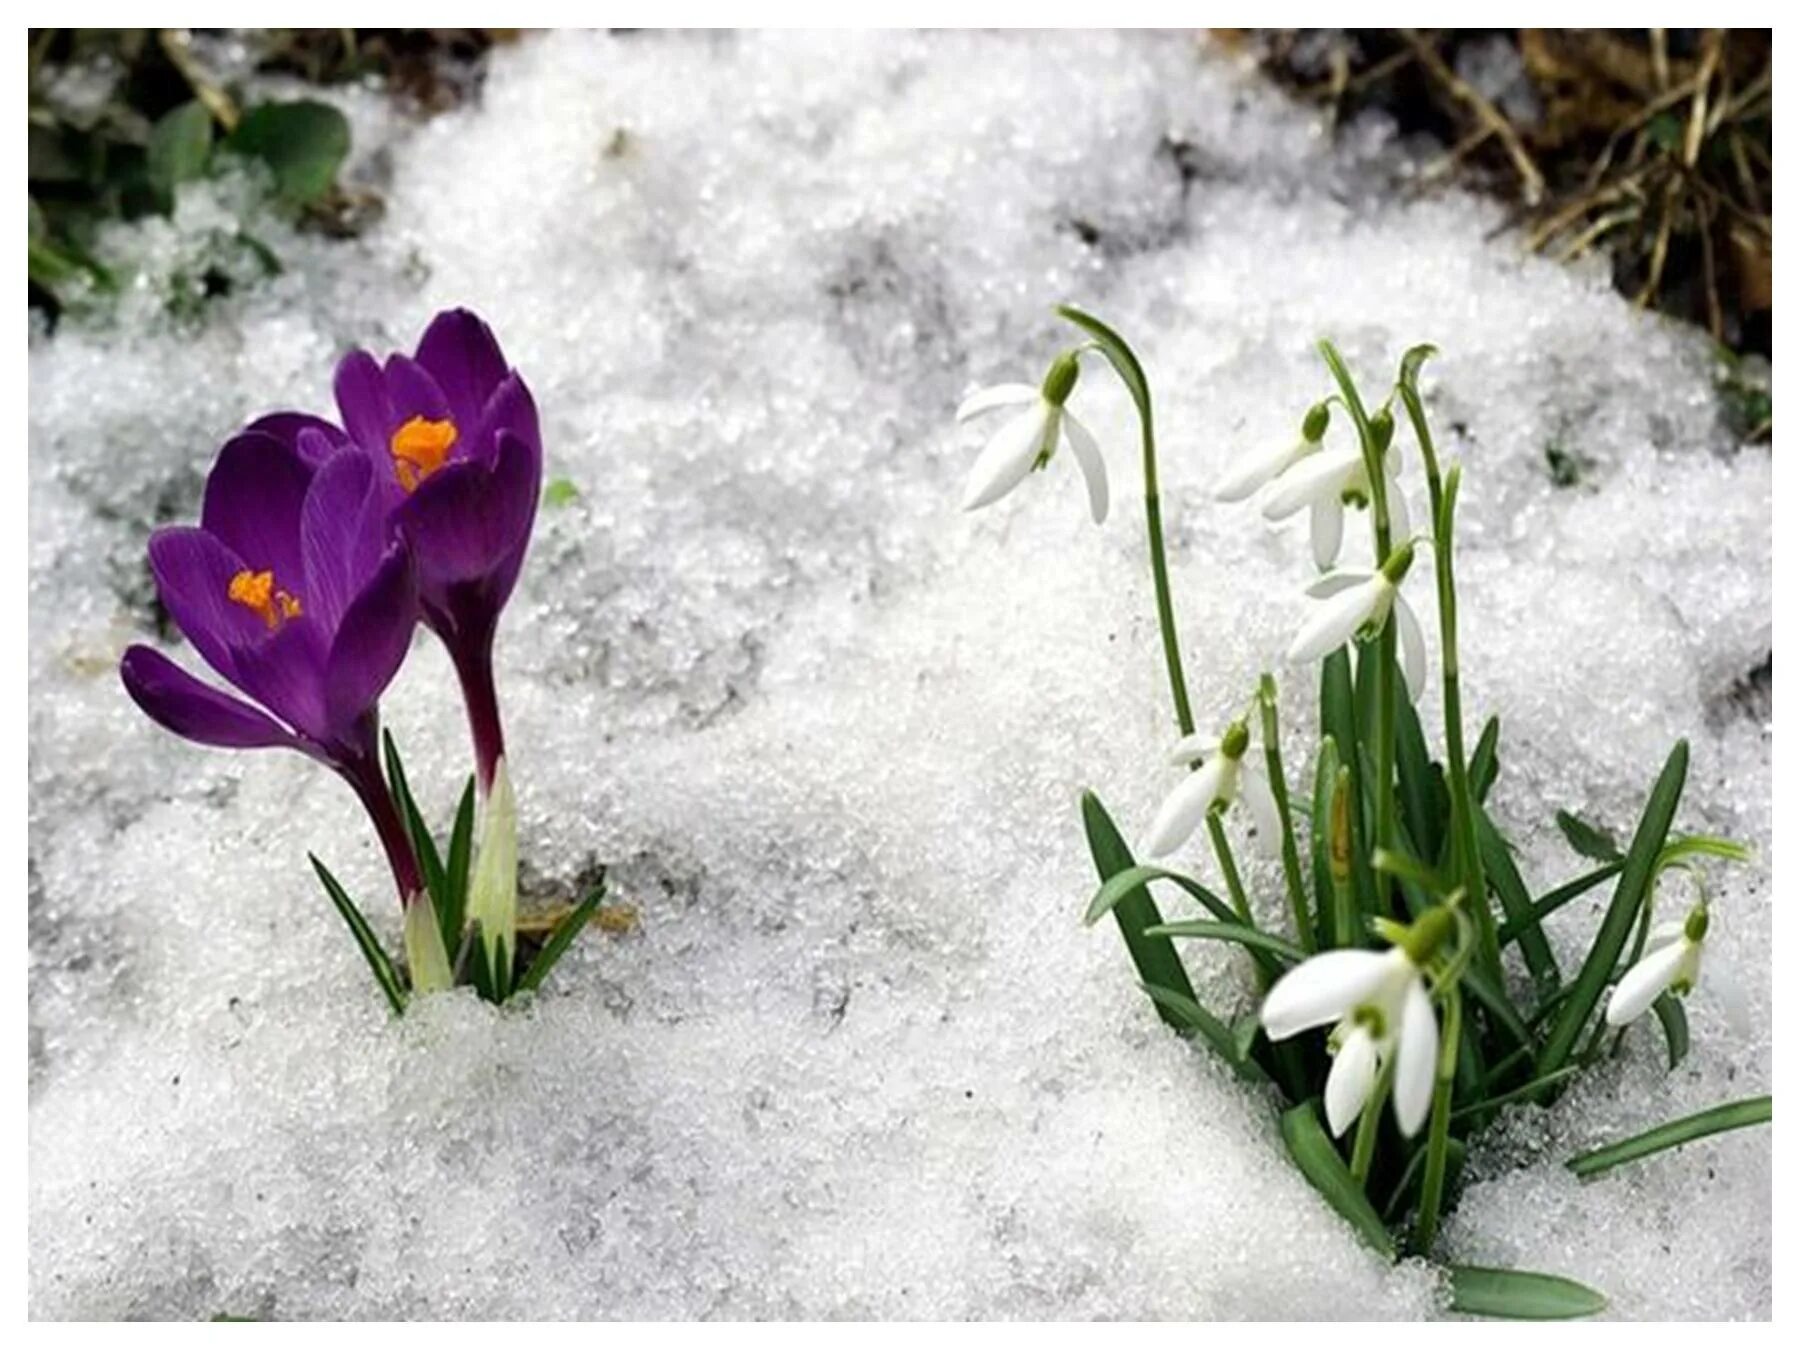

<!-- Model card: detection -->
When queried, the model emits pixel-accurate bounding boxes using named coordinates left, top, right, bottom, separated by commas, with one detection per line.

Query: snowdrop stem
left=1207, top=810, right=1254, bottom=931
left=1412, top=984, right=1462, bottom=1252
left=1349, top=1056, right=1394, bottom=1184
left=1258, top=674, right=1315, bottom=951
left=1396, top=359, right=1499, bottom=974
left=1058, top=306, right=1195, bottom=737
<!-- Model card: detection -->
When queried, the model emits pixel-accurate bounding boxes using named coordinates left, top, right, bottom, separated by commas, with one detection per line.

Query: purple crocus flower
left=250, top=309, right=541, bottom=796
left=119, top=432, right=425, bottom=907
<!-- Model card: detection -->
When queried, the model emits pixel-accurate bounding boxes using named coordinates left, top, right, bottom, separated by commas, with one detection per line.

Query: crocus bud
left=1302, top=401, right=1330, bottom=444
left=1040, top=351, right=1081, bottom=408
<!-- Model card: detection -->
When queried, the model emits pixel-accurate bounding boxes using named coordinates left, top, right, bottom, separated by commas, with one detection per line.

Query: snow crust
left=29, top=30, right=1769, bottom=1319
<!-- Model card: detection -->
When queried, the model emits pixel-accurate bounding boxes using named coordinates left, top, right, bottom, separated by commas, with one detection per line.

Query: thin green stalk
left=1259, top=673, right=1315, bottom=950
left=1207, top=812, right=1253, bottom=929
left=1350, top=1058, right=1395, bottom=1185
left=1396, top=355, right=1498, bottom=976
left=1413, top=985, right=1461, bottom=1252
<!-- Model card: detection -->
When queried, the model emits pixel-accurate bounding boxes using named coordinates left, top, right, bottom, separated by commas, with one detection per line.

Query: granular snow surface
left=28, top=30, right=1770, bottom=1320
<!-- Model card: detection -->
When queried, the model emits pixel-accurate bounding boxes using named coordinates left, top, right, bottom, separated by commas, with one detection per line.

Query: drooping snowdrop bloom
left=956, top=351, right=1108, bottom=523
left=1287, top=542, right=1426, bottom=700
left=1261, top=907, right=1453, bottom=1137
left=1261, top=420, right=1409, bottom=569
left=1606, top=902, right=1710, bottom=1026
left=1139, top=719, right=1281, bottom=858
left=1215, top=402, right=1330, bottom=504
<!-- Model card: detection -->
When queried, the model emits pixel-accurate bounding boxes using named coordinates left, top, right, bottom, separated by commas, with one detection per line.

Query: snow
left=28, top=30, right=1769, bottom=1319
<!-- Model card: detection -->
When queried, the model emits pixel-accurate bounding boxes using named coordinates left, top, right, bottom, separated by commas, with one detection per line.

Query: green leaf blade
left=517, top=874, right=608, bottom=995
left=1567, top=1094, right=1771, bottom=1180
left=1447, top=1265, right=1607, bottom=1320
left=1279, top=1101, right=1395, bottom=1259
left=309, top=855, right=406, bottom=1016
left=227, top=100, right=350, bottom=204
left=1080, top=793, right=1197, bottom=1027
left=147, top=100, right=213, bottom=199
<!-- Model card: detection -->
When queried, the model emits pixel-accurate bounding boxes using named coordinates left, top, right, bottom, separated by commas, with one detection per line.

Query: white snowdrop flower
left=1215, top=402, right=1330, bottom=504
left=956, top=351, right=1108, bottom=523
left=1287, top=542, right=1426, bottom=700
left=1140, top=719, right=1281, bottom=858
left=1606, top=903, right=1710, bottom=1026
left=1261, top=907, right=1452, bottom=1138
left=1261, top=435, right=1409, bottom=569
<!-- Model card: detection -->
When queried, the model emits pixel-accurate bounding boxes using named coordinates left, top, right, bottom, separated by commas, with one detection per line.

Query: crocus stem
left=1350, top=1058, right=1395, bottom=1185
left=339, top=737, right=425, bottom=905
left=1413, top=985, right=1462, bottom=1252
left=1259, top=674, right=1315, bottom=951
left=449, top=637, right=506, bottom=797
left=1395, top=370, right=1498, bottom=974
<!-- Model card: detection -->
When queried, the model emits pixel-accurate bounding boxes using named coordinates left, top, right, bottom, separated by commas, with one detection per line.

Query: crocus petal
left=1061, top=412, right=1109, bottom=524
left=1261, top=949, right=1394, bottom=1041
left=1139, top=756, right=1228, bottom=858
left=333, top=350, right=393, bottom=452
left=1310, top=499, right=1344, bottom=569
left=1325, top=1027, right=1379, bottom=1137
left=200, top=430, right=313, bottom=600
left=147, top=527, right=267, bottom=684
left=464, top=372, right=541, bottom=472
left=1288, top=578, right=1382, bottom=664
left=324, top=544, right=418, bottom=735
left=1304, top=568, right=1374, bottom=599
left=955, top=383, right=1039, bottom=423
left=1392, top=976, right=1438, bottom=1137
left=1217, top=439, right=1309, bottom=503
left=1237, top=764, right=1282, bottom=857
left=1605, top=939, right=1690, bottom=1026
left=229, top=617, right=330, bottom=743
left=245, top=412, right=351, bottom=469
left=962, top=402, right=1050, bottom=512
left=1166, top=732, right=1220, bottom=766
left=395, top=430, right=537, bottom=589
left=383, top=353, right=453, bottom=426
left=300, top=450, right=390, bottom=637
left=119, top=645, right=298, bottom=751
left=1262, top=448, right=1360, bottom=521
left=1394, top=592, right=1426, bottom=702
left=414, top=308, right=510, bottom=433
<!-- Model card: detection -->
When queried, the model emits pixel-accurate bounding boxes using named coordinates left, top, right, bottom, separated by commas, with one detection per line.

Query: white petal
left=1310, top=499, right=1345, bottom=569
left=1325, top=1027, right=1380, bottom=1137
left=1166, top=732, right=1221, bottom=766
left=1061, top=412, right=1109, bottom=524
left=1304, top=567, right=1374, bottom=599
left=1261, top=949, right=1393, bottom=1041
left=1394, top=592, right=1426, bottom=702
left=1237, top=764, right=1282, bottom=857
left=1139, top=757, right=1228, bottom=858
left=955, top=383, right=1039, bottom=423
left=1605, top=939, right=1690, bottom=1026
left=962, top=402, right=1050, bottom=512
left=1262, top=449, right=1361, bottom=521
left=1391, top=976, right=1438, bottom=1137
left=1217, top=439, right=1309, bottom=503
left=1645, top=918, right=1687, bottom=953
left=1288, top=579, right=1382, bottom=665
left=1385, top=470, right=1411, bottom=542
left=1675, top=940, right=1704, bottom=992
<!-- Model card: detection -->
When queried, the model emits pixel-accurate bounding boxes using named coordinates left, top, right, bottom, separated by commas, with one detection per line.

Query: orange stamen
left=228, top=568, right=303, bottom=630
left=390, top=415, right=458, bottom=492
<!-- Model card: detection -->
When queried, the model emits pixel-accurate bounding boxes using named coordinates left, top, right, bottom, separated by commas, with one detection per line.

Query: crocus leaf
left=1555, top=809, right=1622, bottom=862
left=1475, top=803, right=1560, bottom=1002
left=1279, top=1100, right=1395, bottom=1259
left=1138, top=984, right=1264, bottom=1082
left=309, top=855, right=406, bottom=1016
left=227, top=100, right=350, bottom=204
left=147, top=100, right=213, bottom=199
left=1143, top=919, right=1305, bottom=967
left=1651, top=992, right=1689, bottom=1071
left=441, top=777, right=476, bottom=957
left=517, top=874, right=608, bottom=995
left=1446, top=1265, right=1606, bottom=1320
left=1566, top=1094, right=1770, bottom=1180
left=383, top=731, right=448, bottom=915
left=1468, top=716, right=1500, bottom=803
left=1080, top=792, right=1196, bottom=1028
left=1538, top=742, right=1688, bottom=1080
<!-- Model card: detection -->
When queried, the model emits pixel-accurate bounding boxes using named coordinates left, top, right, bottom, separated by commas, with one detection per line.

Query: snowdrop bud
left=1302, top=401, right=1330, bottom=444
left=1380, top=540, right=1416, bottom=586
left=1041, top=352, right=1081, bottom=407
left=1369, top=407, right=1394, bottom=454
left=1221, top=720, right=1250, bottom=760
